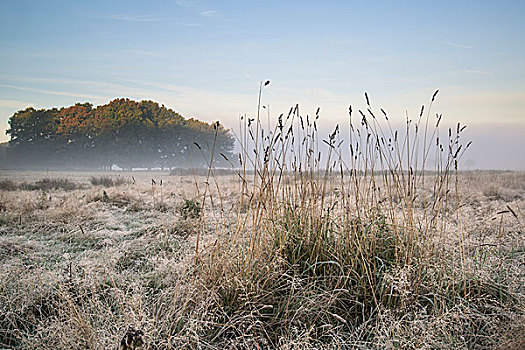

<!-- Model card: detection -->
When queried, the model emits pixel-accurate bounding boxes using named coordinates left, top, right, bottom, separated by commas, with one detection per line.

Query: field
left=0, top=169, right=523, bottom=349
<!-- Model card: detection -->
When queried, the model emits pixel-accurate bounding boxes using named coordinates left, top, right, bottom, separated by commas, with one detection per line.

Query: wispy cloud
left=124, top=50, right=159, bottom=57
left=175, top=0, right=194, bottom=8
left=200, top=10, right=217, bottom=17
left=0, top=75, right=127, bottom=93
left=452, top=69, right=492, bottom=75
left=0, top=84, right=104, bottom=101
left=0, top=76, right=174, bottom=105
left=441, top=40, right=474, bottom=49
left=325, top=38, right=365, bottom=47
left=105, top=14, right=161, bottom=22
left=0, top=99, right=34, bottom=108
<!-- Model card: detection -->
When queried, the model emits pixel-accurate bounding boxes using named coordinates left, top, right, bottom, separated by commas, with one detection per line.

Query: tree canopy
left=4, top=98, right=236, bottom=170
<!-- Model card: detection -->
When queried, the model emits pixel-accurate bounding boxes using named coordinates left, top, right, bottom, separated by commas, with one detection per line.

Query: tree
left=5, top=99, right=237, bottom=170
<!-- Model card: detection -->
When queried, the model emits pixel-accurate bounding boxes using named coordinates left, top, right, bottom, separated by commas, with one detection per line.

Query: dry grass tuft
left=189, top=91, right=524, bottom=348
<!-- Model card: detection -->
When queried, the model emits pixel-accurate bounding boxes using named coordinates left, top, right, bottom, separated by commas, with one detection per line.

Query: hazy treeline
left=2, top=98, right=236, bottom=170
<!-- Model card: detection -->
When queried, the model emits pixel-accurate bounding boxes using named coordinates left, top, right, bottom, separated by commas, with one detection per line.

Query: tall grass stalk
left=196, top=90, right=491, bottom=346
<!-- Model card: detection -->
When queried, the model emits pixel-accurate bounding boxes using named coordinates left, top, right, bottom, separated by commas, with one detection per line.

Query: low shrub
left=90, top=176, right=127, bottom=187
left=21, top=178, right=80, bottom=191
left=180, top=199, right=202, bottom=220
left=0, top=180, right=18, bottom=191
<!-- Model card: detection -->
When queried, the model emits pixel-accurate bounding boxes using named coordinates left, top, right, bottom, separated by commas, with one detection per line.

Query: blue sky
left=1, top=0, right=524, bottom=169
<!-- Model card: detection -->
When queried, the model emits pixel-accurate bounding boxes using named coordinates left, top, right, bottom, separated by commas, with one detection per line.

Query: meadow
left=0, top=169, right=523, bottom=349
left=1, top=99, right=524, bottom=349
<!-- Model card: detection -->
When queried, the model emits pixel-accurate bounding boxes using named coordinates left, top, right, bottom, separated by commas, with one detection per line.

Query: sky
left=0, top=0, right=524, bottom=169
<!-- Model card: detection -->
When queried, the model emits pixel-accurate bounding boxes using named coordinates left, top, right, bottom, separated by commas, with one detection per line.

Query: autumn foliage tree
left=4, top=99, right=236, bottom=170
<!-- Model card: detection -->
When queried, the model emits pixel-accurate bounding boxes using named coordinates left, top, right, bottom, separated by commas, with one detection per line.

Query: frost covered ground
left=0, top=170, right=523, bottom=349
